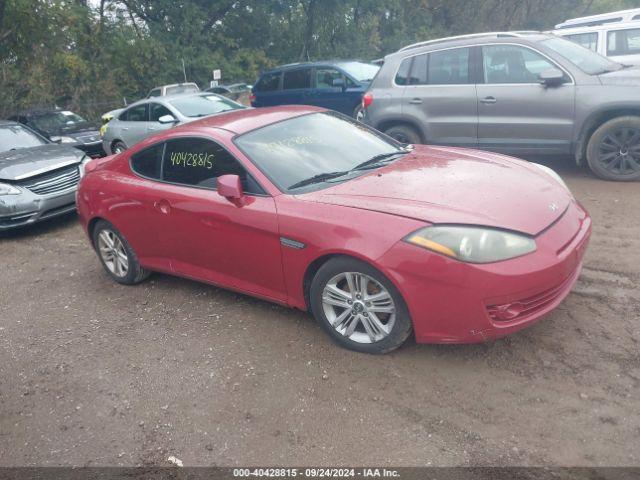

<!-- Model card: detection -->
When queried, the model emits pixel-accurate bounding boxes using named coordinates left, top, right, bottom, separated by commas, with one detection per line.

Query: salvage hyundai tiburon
left=77, top=106, right=591, bottom=353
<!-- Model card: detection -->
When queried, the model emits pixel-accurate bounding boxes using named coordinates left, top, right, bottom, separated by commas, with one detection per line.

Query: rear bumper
left=0, top=188, right=77, bottom=230
left=377, top=200, right=591, bottom=343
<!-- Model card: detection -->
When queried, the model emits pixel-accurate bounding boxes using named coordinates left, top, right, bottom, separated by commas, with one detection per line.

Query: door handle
left=409, top=98, right=423, bottom=104
left=480, top=96, right=497, bottom=104
left=154, top=199, right=171, bottom=215
left=148, top=127, right=157, bottom=131
left=121, top=127, right=130, bottom=131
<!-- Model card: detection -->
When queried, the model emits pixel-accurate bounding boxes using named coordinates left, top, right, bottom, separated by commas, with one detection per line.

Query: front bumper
left=0, top=187, right=77, bottom=230
left=377, top=200, right=592, bottom=343
left=75, top=141, right=105, bottom=158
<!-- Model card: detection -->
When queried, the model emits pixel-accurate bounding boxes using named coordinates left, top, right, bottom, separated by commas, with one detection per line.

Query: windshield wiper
left=288, top=171, right=351, bottom=190
left=351, top=150, right=408, bottom=171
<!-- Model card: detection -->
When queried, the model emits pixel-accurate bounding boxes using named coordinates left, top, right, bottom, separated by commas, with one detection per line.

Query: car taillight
left=362, top=93, right=373, bottom=109
left=249, top=93, right=256, bottom=103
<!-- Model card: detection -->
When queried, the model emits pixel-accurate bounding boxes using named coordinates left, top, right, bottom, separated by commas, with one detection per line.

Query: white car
left=553, top=9, right=640, bottom=66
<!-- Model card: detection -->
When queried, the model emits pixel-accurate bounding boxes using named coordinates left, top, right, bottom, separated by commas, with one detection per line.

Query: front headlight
left=532, top=163, right=571, bottom=195
left=0, top=182, right=21, bottom=195
left=51, top=136, right=76, bottom=144
left=78, top=155, right=92, bottom=178
left=405, top=225, right=536, bottom=263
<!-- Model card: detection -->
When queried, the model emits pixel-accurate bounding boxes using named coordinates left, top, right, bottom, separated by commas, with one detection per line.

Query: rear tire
left=310, top=256, right=413, bottom=354
left=92, top=220, right=151, bottom=285
left=586, top=116, right=640, bottom=181
left=384, top=124, right=421, bottom=145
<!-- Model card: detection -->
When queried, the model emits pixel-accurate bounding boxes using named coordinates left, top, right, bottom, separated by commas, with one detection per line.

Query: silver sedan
left=102, top=92, right=246, bottom=155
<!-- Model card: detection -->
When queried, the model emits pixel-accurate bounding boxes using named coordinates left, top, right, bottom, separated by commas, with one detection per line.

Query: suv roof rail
left=555, top=8, right=640, bottom=29
left=397, top=31, right=538, bottom=52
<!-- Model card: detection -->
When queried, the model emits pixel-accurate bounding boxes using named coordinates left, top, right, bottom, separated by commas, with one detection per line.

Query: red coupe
left=77, top=106, right=591, bottom=353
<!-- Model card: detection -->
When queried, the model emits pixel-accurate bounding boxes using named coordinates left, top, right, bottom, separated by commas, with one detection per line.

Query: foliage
left=0, top=0, right=638, bottom=120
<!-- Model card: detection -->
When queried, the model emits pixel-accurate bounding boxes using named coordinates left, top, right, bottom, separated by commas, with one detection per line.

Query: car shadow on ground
left=0, top=212, right=80, bottom=241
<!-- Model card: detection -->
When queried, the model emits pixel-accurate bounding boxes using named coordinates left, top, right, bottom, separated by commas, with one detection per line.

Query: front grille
left=19, top=165, right=80, bottom=195
left=486, top=269, right=578, bottom=323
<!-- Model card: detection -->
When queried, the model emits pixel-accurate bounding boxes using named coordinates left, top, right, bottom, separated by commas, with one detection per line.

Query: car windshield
left=169, top=94, right=244, bottom=118
left=339, top=62, right=380, bottom=82
left=165, top=84, right=199, bottom=95
left=541, top=37, right=622, bottom=74
left=30, top=110, right=91, bottom=133
left=235, top=112, right=403, bottom=192
left=0, top=124, right=47, bottom=153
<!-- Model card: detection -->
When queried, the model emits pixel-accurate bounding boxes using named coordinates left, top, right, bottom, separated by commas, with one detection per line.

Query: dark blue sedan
left=250, top=61, right=379, bottom=118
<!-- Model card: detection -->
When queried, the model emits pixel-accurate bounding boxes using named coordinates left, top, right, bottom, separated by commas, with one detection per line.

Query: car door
left=400, top=47, right=478, bottom=147
left=151, top=136, right=287, bottom=302
left=476, top=44, right=576, bottom=156
left=282, top=67, right=313, bottom=106
left=118, top=103, right=150, bottom=148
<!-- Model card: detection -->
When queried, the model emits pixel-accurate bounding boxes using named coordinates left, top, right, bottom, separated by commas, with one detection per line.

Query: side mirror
left=332, top=78, right=346, bottom=90
left=158, top=114, right=178, bottom=124
left=538, top=68, right=565, bottom=87
left=217, top=174, right=245, bottom=206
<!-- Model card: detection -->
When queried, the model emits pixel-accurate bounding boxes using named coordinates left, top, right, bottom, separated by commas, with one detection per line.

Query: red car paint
left=77, top=106, right=591, bottom=344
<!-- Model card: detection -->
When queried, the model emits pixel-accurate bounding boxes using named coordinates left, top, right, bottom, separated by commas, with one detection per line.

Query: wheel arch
left=575, top=108, right=640, bottom=165
left=87, top=216, right=107, bottom=248
left=301, top=251, right=406, bottom=312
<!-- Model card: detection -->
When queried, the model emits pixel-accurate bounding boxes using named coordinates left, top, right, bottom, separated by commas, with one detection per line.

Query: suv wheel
left=586, top=116, right=640, bottom=181
left=384, top=124, right=421, bottom=145
left=112, top=141, right=127, bottom=154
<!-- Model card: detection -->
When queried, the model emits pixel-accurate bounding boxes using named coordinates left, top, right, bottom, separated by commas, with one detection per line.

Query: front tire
left=586, top=116, right=640, bottom=181
left=310, top=257, right=413, bottom=354
left=92, top=220, right=151, bottom=285
left=111, top=140, right=127, bottom=154
left=384, top=124, right=421, bottom=145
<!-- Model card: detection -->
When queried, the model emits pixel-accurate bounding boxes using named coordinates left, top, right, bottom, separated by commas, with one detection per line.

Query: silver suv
left=361, top=32, right=640, bottom=181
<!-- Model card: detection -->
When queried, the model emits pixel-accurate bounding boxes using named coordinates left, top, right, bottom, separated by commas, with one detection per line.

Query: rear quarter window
left=130, top=143, right=164, bottom=180
left=255, top=72, right=281, bottom=92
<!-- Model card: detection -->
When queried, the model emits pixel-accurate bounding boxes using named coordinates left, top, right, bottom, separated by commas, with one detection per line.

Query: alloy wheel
left=321, top=272, right=396, bottom=344
left=97, top=229, right=129, bottom=278
left=597, top=127, right=640, bottom=177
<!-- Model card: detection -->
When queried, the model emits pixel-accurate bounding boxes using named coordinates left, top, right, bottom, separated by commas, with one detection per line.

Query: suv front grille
left=19, top=165, right=80, bottom=195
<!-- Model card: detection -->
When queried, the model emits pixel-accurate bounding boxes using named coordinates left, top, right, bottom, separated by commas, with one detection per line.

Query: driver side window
left=482, top=45, right=556, bottom=84
left=161, top=137, right=264, bottom=194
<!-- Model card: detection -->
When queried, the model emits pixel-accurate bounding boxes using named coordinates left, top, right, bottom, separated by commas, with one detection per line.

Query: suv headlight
left=79, top=155, right=92, bottom=178
left=532, top=163, right=571, bottom=195
left=0, top=182, right=21, bottom=195
left=405, top=225, right=536, bottom=263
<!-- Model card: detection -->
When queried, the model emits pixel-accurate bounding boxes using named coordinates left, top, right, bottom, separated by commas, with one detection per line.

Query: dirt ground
left=0, top=159, right=638, bottom=468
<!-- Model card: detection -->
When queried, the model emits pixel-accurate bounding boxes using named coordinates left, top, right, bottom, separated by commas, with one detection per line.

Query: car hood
left=599, top=66, right=640, bottom=86
left=298, top=146, right=572, bottom=236
left=0, top=144, right=85, bottom=181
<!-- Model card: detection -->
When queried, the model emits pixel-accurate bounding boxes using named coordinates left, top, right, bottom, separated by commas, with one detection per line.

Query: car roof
left=174, top=105, right=324, bottom=135
left=387, top=31, right=551, bottom=58
left=553, top=20, right=640, bottom=34
left=127, top=91, right=219, bottom=108
left=263, top=60, right=371, bottom=73
left=555, top=8, right=640, bottom=29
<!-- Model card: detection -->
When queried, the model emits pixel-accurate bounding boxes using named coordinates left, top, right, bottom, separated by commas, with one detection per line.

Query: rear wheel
left=384, top=124, right=421, bottom=145
left=310, top=257, right=413, bottom=354
left=586, top=116, right=640, bottom=181
left=111, top=140, right=127, bottom=154
left=92, top=220, right=151, bottom=285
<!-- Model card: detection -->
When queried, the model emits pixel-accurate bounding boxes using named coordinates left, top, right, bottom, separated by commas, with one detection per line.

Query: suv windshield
left=235, top=112, right=403, bottom=192
left=541, top=37, right=622, bottom=74
left=339, top=62, right=380, bottom=82
left=0, top=124, right=47, bottom=153
left=30, top=111, right=91, bottom=133
left=168, top=94, right=244, bottom=118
